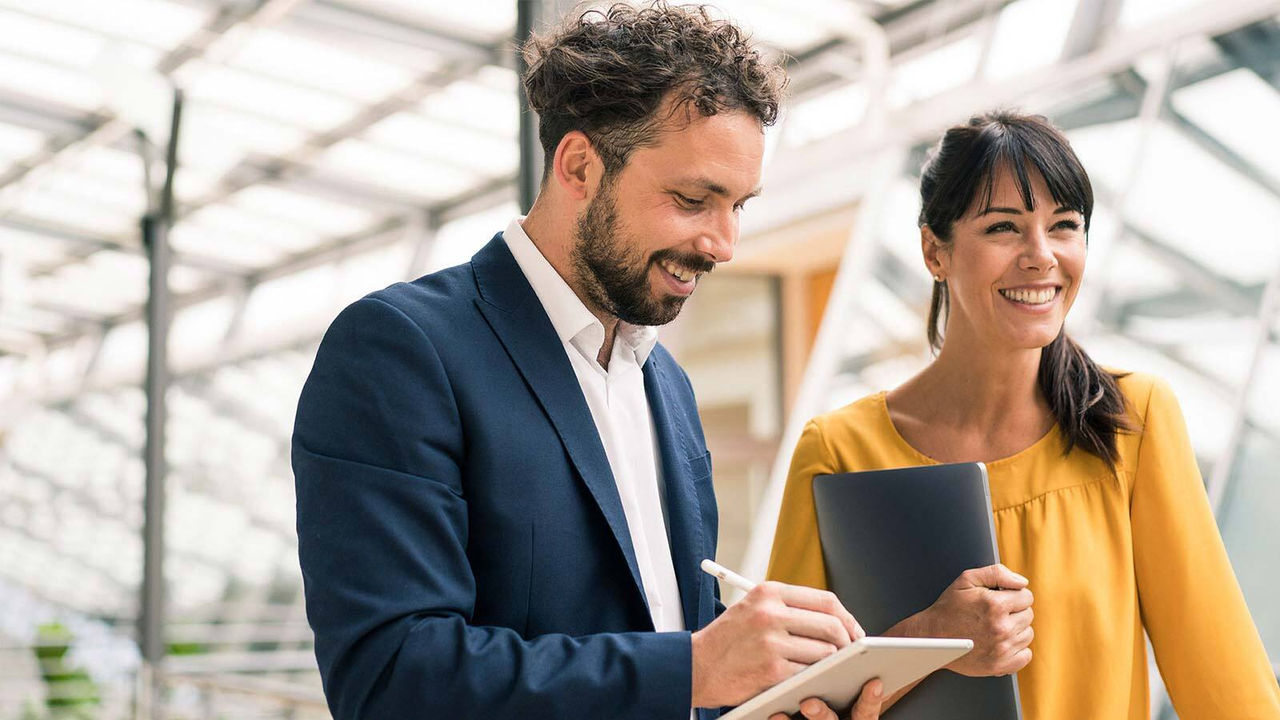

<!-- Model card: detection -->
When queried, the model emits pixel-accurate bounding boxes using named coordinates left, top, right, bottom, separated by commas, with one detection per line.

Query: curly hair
left=521, top=2, right=787, bottom=176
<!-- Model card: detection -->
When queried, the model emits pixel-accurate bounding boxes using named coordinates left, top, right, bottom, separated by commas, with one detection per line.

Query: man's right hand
left=890, top=563, right=1033, bottom=678
left=691, top=581, right=864, bottom=708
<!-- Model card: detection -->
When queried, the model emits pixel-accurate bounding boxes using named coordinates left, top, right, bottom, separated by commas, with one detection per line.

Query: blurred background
left=0, top=0, right=1276, bottom=717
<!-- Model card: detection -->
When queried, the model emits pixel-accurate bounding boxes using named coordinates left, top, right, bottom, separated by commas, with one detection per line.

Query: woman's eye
left=1053, top=220, right=1081, bottom=231
left=985, top=222, right=1016, bottom=234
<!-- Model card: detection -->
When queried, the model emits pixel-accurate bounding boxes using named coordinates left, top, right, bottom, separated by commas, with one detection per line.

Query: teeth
left=661, top=260, right=698, bottom=283
left=1000, top=287, right=1057, bottom=305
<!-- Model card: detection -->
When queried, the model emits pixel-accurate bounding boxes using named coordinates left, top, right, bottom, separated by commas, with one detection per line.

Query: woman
left=767, top=112, right=1280, bottom=719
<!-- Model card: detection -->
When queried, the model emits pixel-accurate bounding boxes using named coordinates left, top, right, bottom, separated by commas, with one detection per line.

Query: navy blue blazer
left=293, top=234, right=724, bottom=719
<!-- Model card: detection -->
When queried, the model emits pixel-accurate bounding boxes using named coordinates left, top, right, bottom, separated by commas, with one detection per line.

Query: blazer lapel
left=470, top=235, right=648, bottom=609
left=643, top=354, right=707, bottom=635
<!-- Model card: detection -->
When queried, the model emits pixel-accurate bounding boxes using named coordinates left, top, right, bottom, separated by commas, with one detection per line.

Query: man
left=293, top=4, right=881, bottom=719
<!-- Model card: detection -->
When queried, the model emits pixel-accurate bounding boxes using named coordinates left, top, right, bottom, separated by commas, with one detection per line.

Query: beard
left=571, top=183, right=714, bottom=327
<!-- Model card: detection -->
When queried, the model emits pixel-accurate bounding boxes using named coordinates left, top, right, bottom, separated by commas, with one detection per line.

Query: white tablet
left=721, top=637, right=973, bottom=720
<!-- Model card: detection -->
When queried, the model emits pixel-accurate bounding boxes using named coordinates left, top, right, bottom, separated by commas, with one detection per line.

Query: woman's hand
left=768, top=678, right=884, bottom=720
left=889, top=563, right=1034, bottom=677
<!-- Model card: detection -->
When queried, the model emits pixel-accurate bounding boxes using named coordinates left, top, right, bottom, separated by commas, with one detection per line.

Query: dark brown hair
left=918, top=111, right=1131, bottom=468
left=520, top=2, right=787, bottom=176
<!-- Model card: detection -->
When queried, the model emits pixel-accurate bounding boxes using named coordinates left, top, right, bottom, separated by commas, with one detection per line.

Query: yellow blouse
left=767, top=372, right=1279, bottom=720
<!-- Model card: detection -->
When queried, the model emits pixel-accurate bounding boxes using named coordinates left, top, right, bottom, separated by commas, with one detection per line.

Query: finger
left=1006, top=607, right=1034, bottom=635
left=998, top=588, right=1034, bottom=613
left=777, top=635, right=841, bottom=665
left=1001, top=647, right=1033, bottom=675
left=799, top=697, right=839, bottom=720
left=965, top=564, right=1028, bottom=590
left=1010, top=624, right=1034, bottom=650
left=850, top=678, right=884, bottom=720
left=780, top=606, right=855, bottom=648
left=776, top=585, right=862, bottom=642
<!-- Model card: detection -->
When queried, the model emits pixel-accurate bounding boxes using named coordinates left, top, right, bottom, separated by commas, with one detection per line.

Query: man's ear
left=551, top=130, right=601, bottom=200
left=921, top=225, right=948, bottom=281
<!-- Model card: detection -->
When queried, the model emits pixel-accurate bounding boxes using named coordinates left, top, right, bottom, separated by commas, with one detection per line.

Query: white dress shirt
left=503, top=217, right=687, bottom=639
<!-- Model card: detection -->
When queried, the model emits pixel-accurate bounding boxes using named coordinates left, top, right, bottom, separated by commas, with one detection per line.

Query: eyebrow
left=679, top=178, right=763, bottom=202
left=979, top=205, right=1077, bottom=216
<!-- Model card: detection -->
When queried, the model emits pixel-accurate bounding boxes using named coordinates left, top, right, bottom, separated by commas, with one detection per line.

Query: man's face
left=571, top=108, right=765, bottom=326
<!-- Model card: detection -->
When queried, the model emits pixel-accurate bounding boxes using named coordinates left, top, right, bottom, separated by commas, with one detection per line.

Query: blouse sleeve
left=1131, top=379, right=1280, bottom=719
left=766, top=419, right=838, bottom=590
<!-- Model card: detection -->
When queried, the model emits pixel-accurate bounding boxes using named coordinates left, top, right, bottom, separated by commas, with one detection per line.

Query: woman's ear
left=921, top=225, right=948, bottom=282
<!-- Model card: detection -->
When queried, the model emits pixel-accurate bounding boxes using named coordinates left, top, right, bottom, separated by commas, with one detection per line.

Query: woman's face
left=926, top=165, right=1087, bottom=351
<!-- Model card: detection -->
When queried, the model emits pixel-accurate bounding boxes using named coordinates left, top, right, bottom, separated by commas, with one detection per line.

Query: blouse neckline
left=873, top=390, right=1061, bottom=468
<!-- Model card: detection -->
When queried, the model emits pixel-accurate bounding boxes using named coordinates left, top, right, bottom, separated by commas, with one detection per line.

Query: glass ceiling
left=0, top=0, right=1277, bottom=715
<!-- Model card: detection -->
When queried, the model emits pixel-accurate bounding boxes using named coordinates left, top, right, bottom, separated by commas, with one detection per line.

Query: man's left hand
left=768, top=677, right=883, bottom=720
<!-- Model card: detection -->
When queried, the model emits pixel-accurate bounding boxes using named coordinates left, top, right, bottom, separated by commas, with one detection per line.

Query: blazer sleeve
left=1130, top=379, right=1280, bottom=719
left=293, top=296, right=692, bottom=720
left=766, top=419, right=837, bottom=589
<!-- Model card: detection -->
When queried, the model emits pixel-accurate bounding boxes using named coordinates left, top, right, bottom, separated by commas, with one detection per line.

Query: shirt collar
left=503, top=217, right=659, bottom=365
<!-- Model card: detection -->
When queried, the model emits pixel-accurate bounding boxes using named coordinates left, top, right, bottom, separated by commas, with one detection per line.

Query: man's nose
left=694, top=210, right=736, bottom=264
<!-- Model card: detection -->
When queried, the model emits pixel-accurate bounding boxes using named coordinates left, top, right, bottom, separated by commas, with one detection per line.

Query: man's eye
left=675, top=194, right=705, bottom=208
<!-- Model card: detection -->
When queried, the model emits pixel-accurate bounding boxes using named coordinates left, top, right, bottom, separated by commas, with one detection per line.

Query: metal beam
left=1061, top=0, right=1124, bottom=60
left=516, top=0, right=543, bottom=213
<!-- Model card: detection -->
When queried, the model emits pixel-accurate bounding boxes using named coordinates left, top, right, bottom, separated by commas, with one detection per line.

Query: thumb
left=850, top=678, right=884, bottom=720
left=965, top=564, right=1027, bottom=590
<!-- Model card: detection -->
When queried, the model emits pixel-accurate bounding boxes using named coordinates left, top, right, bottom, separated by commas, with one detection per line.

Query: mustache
left=651, top=249, right=715, bottom=274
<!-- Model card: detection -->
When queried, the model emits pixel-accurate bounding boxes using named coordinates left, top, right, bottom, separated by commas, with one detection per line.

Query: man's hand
left=891, top=563, right=1033, bottom=677
left=691, top=581, right=864, bottom=708
left=768, top=678, right=884, bottom=720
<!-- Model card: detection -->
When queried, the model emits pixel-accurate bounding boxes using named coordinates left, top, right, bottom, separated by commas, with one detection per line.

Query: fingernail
left=801, top=699, right=819, bottom=717
left=1012, top=573, right=1028, bottom=584
left=870, top=680, right=883, bottom=698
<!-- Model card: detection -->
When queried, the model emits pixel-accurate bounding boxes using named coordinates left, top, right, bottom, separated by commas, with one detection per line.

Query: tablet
left=814, top=463, right=1022, bottom=719
left=720, top=637, right=972, bottom=720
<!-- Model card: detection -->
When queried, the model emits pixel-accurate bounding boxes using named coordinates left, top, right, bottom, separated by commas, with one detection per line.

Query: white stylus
left=700, top=558, right=757, bottom=594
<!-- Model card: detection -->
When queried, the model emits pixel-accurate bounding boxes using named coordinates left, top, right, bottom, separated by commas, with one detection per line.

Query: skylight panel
left=91, top=320, right=147, bottom=384
left=707, top=0, right=832, bottom=52
left=230, top=185, right=376, bottom=237
left=238, top=263, right=343, bottom=347
left=983, top=0, right=1078, bottom=81
left=889, top=35, right=983, bottom=108
left=180, top=101, right=309, bottom=169
left=1066, top=119, right=1141, bottom=189
left=1125, top=123, right=1280, bottom=284
left=318, top=138, right=480, bottom=201
left=17, top=188, right=138, bottom=236
left=363, top=112, right=517, bottom=177
left=779, top=82, right=869, bottom=148
left=0, top=225, right=73, bottom=265
left=0, top=9, right=108, bottom=68
left=169, top=223, right=288, bottom=269
left=0, top=0, right=210, bottom=48
left=216, top=26, right=420, bottom=103
left=1247, top=346, right=1280, bottom=435
left=1118, top=0, right=1209, bottom=30
left=350, top=0, right=516, bottom=39
left=1172, top=68, right=1280, bottom=187
left=0, top=51, right=104, bottom=111
left=175, top=60, right=362, bottom=133
left=419, top=74, right=519, bottom=138
left=37, top=168, right=147, bottom=216
left=73, top=145, right=147, bottom=186
left=429, top=201, right=518, bottom=272
left=184, top=204, right=322, bottom=253
left=1177, top=320, right=1261, bottom=389
left=0, top=123, right=47, bottom=162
